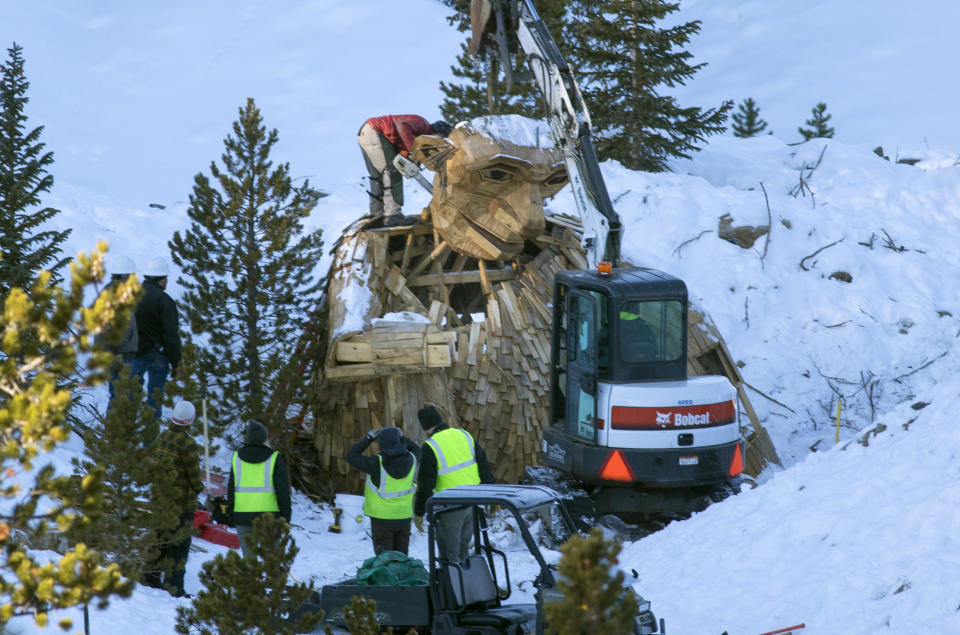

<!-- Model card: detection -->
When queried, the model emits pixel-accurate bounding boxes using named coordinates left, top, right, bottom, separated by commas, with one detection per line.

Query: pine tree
left=169, top=98, right=325, bottom=430
left=564, top=0, right=732, bottom=171
left=438, top=0, right=568, bottom=122
left=0, top=244, right=135, bottom=630
left=175, top=513, right=322, bottom=634
left=798, top=102, right=835, bottom=141
left=68, top=366, right=188, bottom=585
left=0, top=42, right=71, bottom=302
left=731, top=97, right=769, bottom=138
left=544, top=528, right=638, bottom=634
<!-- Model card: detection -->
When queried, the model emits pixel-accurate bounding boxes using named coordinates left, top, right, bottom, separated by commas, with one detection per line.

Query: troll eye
left=481, top=167, right=514, bottom=182
left=545, top=170, right=567, bottom=186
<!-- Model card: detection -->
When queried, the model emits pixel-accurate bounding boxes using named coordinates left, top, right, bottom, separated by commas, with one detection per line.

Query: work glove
left=366, top=429, right=378, bottom=441
left=414, top=515, right=424, bottom=533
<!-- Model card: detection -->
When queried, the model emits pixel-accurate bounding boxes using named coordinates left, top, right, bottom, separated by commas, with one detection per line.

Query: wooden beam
left=407, top=240, right=450, bottom=280
left=363, top=222, right=434, bottom=237
left=451, top=253, right=468, bottom=273
left=399, top=233, right=415, bottom=271
left=478, top=260, right=491, bottom=295
left=407, top=267, right=516, bottom=287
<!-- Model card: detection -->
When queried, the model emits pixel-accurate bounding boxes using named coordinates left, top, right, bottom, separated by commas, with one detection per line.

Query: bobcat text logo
left=674, top=412, right=710, bottom=427
left=655, top=411, right=711, bottom=427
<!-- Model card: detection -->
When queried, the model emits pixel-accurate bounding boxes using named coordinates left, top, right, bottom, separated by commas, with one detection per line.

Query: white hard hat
left=110, top=255, right=137, bottom=276
left=171, top=401, right=196, bottom=426
left=144, top=257, right=170, bottom=278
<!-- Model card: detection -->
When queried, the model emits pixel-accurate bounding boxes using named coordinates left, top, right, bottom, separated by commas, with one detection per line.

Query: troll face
left=413, top=115, right=567, bottom=261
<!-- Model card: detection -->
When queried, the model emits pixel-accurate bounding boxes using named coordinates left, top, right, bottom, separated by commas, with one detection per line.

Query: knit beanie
left=377, top=426, right=406, bottom=457
left=417, top=405, right=443, bottom=431
left=244, top=420, right=268, bottom=446
left=172, top=401, right=196, bottom=426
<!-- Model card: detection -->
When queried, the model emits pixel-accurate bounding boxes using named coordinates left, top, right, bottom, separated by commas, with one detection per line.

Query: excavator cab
left=544, top=265, right=743, bottom=514
left=550, top=266, right=689, bottom=443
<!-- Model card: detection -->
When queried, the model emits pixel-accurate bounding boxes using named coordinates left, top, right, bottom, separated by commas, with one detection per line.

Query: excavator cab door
left=564, top=290, right=599, bottom=442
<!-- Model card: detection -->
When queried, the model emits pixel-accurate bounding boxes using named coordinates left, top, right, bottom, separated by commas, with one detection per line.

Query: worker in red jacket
left=358, top=115, right=453, bottom=226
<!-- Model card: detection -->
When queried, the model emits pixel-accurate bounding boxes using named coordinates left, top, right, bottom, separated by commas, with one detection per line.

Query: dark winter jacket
left=94, top=277, right=139, bottom=355
left=413, top=424, right=495, bottom=517
left=134, top=278, right=182, bottom=368
left=362, top=115, right=436, bottom=156
left=227, top=445, right=292, bottom=526
left=346, top=435, right=421, bottom=488
left=152, top=424, right=203, bottom=512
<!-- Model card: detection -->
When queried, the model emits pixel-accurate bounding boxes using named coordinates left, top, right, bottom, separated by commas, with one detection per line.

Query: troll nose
left=493, top=186, right=545, bottom=235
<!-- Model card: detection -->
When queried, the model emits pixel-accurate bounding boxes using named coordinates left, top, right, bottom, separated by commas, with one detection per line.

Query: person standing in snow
left=144, top=400, right=203, bottom=598
left=227, top=420, right=292, bottom=559
left=357, top=115, right=453, bottom=226
left=131, top=256, right=182, bottom=422
left=413, top=405, right=495, bottom=563
left=347, top=426, right=421, bottom=555
left=93, top=255, right=140, bottom=404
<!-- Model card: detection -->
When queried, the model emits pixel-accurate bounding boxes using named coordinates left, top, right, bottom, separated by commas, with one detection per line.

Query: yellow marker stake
left=834, top=399, right=842, bottom=443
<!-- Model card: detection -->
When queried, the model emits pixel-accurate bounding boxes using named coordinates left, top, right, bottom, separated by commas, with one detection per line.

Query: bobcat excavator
left=469, top=0, right=744, bottom=525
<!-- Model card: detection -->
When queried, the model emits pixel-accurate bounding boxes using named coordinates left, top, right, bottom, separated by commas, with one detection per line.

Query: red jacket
left=364, top=115, right=435, bottom=156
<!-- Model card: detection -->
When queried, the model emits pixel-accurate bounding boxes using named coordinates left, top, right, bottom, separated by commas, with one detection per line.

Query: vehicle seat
left=444, top=554, right=498, bottom=611
left=457, top=604, right=538, bottom=629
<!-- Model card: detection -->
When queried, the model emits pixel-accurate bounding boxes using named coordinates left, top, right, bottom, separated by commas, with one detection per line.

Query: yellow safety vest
left=232, top=451, right=280, bottom=513
left=426, top=428, right=480, bottom=491
left=363, top=453, right=417, bottom=520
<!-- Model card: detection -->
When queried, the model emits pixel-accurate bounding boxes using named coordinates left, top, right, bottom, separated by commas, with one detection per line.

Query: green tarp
left=356, top=550, right=429, bottom=586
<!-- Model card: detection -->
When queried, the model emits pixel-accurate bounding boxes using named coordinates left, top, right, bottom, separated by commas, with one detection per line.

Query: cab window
left=618, top=299, right=683, bottom=363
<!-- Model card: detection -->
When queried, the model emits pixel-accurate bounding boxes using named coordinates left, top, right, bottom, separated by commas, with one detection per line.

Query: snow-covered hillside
left=3, top=1, right=960, bottom=633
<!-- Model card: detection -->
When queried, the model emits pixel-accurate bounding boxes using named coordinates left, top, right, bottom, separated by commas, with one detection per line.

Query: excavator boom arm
left=470, top=0, right=622, bottom=267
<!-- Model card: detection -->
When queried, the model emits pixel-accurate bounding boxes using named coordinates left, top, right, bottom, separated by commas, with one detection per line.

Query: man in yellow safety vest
left=227, top=420, right=291, bottom=558
left=413, top=405, right=495, bottom=562
left=347, top=426, right=421, bottom=555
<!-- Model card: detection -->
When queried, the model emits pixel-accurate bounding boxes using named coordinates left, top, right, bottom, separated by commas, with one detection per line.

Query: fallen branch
left=672, top=229, right=713, bottom=257
left=760, top=182, right=772, bottom=261
left=823, top=320, right=849, bottom=328
left=880, top=228, right=907, bottom=253
left=800, top=238, right=844, bottom=271
left=893, top=350, right=949, bottom=381
left=744, top=380, right=796, bottom=413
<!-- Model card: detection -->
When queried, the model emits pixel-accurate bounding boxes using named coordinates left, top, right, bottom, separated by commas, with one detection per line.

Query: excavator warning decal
left=611, top=401, right=736, bottom=430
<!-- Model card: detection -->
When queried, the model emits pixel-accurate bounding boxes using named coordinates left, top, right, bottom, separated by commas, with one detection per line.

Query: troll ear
left=413, top=135, right=458, bottom=172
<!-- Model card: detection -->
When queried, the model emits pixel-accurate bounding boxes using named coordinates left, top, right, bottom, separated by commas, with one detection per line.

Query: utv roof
left=426, top=484, right=561, bottom=513
left=555, top=266, right=687, bottom=300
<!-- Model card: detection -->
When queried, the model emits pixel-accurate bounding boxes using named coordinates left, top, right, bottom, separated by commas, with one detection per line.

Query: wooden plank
left=384, top=267, right=407, bottom=295
left=362, top=222, right=435, bottom=237
left=467, top=321, right=482, bottom=365
left=428, top=300, right=446, bottom=326
left=407, top=267, right=516, bottom=288
left=399, top=233, right=416, bottom=272
left=372, top=321, right=429, bottom=333
left=426, top=344, right=452, bottom=367
left=335, top=341, right=371, bottom=362
left=407, top=241, right=450, bottom=280
left=373, top=348, right=424, bottom=364
left=478, top=260, right=491, bottom=296
left=497, top=287, right=525, bottom=330
left=324, top=362, right=377, bottom=381
left=486, top=299, right=502, bottom=337
left=451, top=253, right=468, bottom=273
left=370, top=233, right=388, bottom=271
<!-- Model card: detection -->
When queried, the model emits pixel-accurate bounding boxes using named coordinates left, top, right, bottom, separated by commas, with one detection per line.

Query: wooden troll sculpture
left=291, top=115, right=774, bottom=498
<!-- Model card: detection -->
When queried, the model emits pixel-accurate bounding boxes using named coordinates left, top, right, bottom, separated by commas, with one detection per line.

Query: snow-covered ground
left=3, top=1, right=960, bottom=633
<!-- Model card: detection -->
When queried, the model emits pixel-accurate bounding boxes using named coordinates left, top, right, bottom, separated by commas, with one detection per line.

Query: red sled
left=192, top=510, right=240, bottom=549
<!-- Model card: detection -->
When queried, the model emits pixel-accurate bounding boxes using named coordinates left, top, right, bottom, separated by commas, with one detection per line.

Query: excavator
left=468, top=0, right=744, bottom=524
